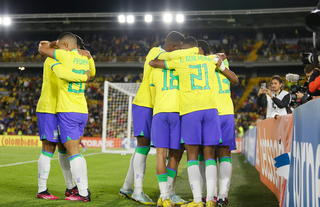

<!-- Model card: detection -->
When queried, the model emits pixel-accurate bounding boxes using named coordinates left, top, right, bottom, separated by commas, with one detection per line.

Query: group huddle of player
left=36, top=32, right=95, bottom=202
left=119, top=31, right=238, bottom=207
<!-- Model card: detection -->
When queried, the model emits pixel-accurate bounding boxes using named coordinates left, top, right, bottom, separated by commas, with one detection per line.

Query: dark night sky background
left=0, top=0, right=319, bottom=14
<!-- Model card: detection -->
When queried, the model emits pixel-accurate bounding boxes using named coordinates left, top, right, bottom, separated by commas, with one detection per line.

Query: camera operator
left=257, top=75, right=291, bottom=119
left=296, top=64, right=318, bottom=104
left=308, top=65, right=320, bottom=98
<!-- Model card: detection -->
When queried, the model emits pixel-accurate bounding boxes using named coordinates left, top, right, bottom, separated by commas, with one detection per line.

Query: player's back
left=150, top=68, right=179, bottom=116
left=208, top=55, right=234, bottom=115
left=165, top=54, right=218, bottom=115
left=133, top=46, right=166, bottom=108
left=53, top=49, right=90, bottom=114
left=36, top=57, right=58, bottom=114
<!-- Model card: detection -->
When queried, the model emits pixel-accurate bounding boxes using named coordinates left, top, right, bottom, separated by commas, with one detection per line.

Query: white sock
left=133, top=146, right=150, bottom=196
left=38, top=151, right=53, bottom=193
left=205, top=159, right=217, bottom=202
left=226, top=162, right=232, bottom=198
left=167, top=167, right=177, bottom=196
left=214, top=165, right=218, bottom=197
left=198, top=154, right=206, bottom=198
left=187, top=160, right=202, bottom=203
left=218, top=157, right=232, bottom=199
left=158, top=173, right=169, bottom=200
left=69, top=154, right=88, bottom=197
left=122, top=151, right=136, bottom=190
left=58, top=150, right=75, bottom=189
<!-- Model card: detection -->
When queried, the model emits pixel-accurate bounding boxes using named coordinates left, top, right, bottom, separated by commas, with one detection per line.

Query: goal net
left=101, top=81, right=141, bottom=154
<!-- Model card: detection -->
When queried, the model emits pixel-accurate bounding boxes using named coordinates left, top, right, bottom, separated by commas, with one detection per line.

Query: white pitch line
left=0, top=152, right=101, bottom=168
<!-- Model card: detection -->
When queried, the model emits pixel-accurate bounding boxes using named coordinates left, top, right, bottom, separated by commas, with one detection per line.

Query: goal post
left=101, top=81, right=141, bottom=154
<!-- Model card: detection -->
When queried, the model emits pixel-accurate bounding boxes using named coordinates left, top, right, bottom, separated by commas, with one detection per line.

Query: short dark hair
left=271, top=75, right=283, bottom=84
left=57, top=32, right=76, bottom=41
left=165, top=31, right=185, bottom=45
left=304, top=64, right=314, bottom=74
left=74, top=34, right=86, bottom=50
left=198, top=39, right=210, bottom=55
left=183, top=36, right=198, bottom=48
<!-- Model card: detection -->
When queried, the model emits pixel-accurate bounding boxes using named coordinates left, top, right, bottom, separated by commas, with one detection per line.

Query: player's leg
left=59, top=112, right=90, bottom=202
left=152, top=113, right=171, bottom=206
left=198, top=146, right=206, bottom=201
left=36, top=112, right=58, bottom=200
left=216, top=115, right=235, bottom=206
left=180, top=111, right=203, bottom=207
left=130, top=104, right=154, bottom=204
left=202, top=109, right=221, bottom=206
left=57, top=141, right=78, bottom=197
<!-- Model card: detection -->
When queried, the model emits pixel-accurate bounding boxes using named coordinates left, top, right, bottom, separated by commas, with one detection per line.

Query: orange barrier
left=0, top=135, right=41, bottom=147
left=232, top=137, right=242, bottom=153
left=81, top=137, right=122, bottom=148
left=255, top=114, right=293, bottom=202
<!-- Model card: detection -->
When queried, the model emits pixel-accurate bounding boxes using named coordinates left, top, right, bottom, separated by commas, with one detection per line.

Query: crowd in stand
left=0, top=33, right=314, bottom=63
left=0, top=73, right=143, bottom=137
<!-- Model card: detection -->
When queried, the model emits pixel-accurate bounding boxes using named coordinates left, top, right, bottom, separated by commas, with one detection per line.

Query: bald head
left=56, top=32, right=77, bottom=51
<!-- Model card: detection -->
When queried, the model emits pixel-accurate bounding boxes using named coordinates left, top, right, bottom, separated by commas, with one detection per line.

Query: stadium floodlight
left=163, top=13, right=172, bottom=23
left=127, top=15, right=134, bottom=23
left=18, top=67, right=25, bottom=70
left=118, top=15, right=126, bottom=23
left=145, top=14, right=152, bottom=23
left=3, top=17, right=11, bottom=26
left=0, top=18, right=2, bottom=25
left=176, top=14, right=184, bottom=23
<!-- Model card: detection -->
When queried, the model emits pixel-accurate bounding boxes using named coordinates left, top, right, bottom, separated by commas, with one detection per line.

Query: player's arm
left=38, top=41, right=57, bottom=59
left=213, top=56, right=238, bottom=84
left=77, top=50, right=96, bottom=77
left=157, top=47, right=200, bottom=60
left=51, top=62, right=90, bottom=82
left=149, top=60, right=166, bottom=69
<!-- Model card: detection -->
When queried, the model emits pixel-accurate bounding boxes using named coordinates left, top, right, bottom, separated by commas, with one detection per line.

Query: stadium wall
left=241, top=98, right=320, bottom=206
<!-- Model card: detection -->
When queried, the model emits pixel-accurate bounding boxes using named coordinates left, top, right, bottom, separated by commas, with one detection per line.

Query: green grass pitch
left=0, top=147, right=278, bottom=207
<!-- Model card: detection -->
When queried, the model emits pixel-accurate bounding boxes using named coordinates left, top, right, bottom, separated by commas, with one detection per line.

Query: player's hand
left=39, top=41, right=50, bottom=49
left=217, top=53, right=226, bottom=60
left=49, top=41, right=57, bottom=48
left=296, top=91, right=303, bottom=100
left=84, top=70, right=91, bottom=82
left=78, top=50, right=92, bottom=59
left=198, top=47, right=204, bottom=55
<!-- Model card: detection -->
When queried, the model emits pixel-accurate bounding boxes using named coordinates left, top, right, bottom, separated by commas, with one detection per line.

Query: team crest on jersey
left=53, top=130, right=58, bottom=139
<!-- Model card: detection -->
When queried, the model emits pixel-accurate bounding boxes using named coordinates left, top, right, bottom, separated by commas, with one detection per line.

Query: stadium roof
left=1, top=7, right=315, bottom=32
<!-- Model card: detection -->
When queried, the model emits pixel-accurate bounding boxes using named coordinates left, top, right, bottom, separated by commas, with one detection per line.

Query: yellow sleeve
left=150, top=69, right=155, bottom=107
left=223, top=59, right=229, bottom=69
left=51, top=63, right=88, bottom=82
left=53, top=49, right=70, bottom=63
left=164, top=59, right=179, bottom=70
left=158, top=47, right=199, bottom=61
left=89, top=58, right=96, bottom=77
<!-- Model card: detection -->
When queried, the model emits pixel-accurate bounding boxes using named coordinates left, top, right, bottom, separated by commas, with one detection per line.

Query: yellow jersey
left=209, top=55, right=234, bottom=115
left=132, top=47, right=166, bottom=108
left=52, top=49, right=90, bottom=113
left=36, top=58, right=59, bottom=114
left=165, top=54, right=218, bottom=115
left=150, top=68, right=179, bottom=116
left=133, top=46, right=199, bottom=109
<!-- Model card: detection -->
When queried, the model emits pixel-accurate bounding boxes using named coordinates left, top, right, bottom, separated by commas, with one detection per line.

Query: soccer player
left=149, top=37, right=222, bottom=207
left=198, top=40, right=238, bottom=207
left=119, top=31, right=200, bottom=205
left=149, top=54, right=182, bottom=206
left=36, top=38, right=90, bottom=199
left=38, top=32, right=92, bottom=202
